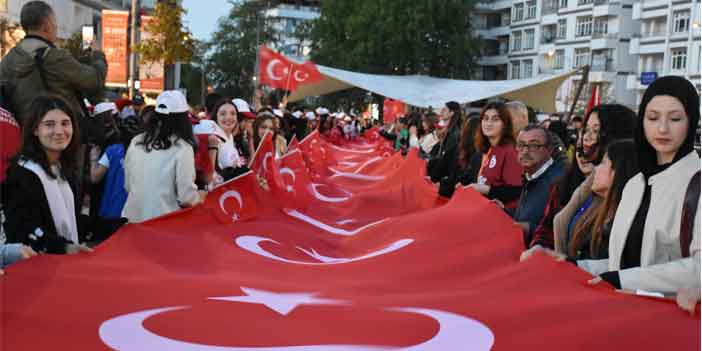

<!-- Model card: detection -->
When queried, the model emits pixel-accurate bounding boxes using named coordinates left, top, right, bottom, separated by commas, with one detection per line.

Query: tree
left=306, top=0, right=482, bottom=112
left=205, top=0, right=278, bottom=99
left=135, top=0, right=194, bottom=66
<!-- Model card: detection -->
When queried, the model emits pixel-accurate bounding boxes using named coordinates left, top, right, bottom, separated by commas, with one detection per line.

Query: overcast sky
left=182, top=0, right=233, bottom=41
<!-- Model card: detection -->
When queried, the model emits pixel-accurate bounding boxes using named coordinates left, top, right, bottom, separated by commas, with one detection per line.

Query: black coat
left=426, top=127, right=460, bottom=197
left=1, top=164, right=80, bottom=254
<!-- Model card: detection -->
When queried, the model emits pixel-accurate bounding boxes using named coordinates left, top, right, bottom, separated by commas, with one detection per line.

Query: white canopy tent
left=288, top=64, right=581, bottom=113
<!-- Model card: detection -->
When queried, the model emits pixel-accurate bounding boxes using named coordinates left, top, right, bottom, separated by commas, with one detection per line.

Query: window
left=526, top=0, right=537, bottom=19
left=578, top=0, right=593, bottom=5
left=557, top=19, right=567, bottom=39
left=523, top=60, right=533, bottom=77
left=671, top=48, right=687, bottom=70
left=525, top=29, right=535, bottom=49
left=594, top=18, right=608, bottom=35
left=512, top=31, right=522, bottom=51
left=511, top=61, right=521, bottom=79
left=559, top=0, right=568, bottom=8
left=513, top=3, right=524, bottom=22
left=554, top=49, right=565, bottom=69
left=576, top=16, right=593, bottom=37
left=574, top=48, right=590, bottom=68
left=673, top=11, right=691, bottom=33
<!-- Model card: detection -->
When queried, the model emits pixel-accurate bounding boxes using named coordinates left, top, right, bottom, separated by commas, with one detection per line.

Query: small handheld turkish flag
left=258, top=46, right=322, bottom=91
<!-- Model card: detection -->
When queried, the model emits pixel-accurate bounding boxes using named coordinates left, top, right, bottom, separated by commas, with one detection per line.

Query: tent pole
left=566, top=65, right=590, bottom=122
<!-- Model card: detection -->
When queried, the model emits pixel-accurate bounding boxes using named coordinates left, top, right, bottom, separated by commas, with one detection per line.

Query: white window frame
left=576, top=16, right=593, bottom=37
left=559, top=0, right=568, bottom=8
left=578, top=0, right=593, bottom=5
left=512, top=31, right=523, bottom=51
left=574, top=47, right=590, bottom=68
left=673, top=11, right=691, bottom=33
left=523, top=59, right=534, bottom=77
left=513, top=3, right=525, bottom=22
left=554, top=49, right=565, bottom=69
left=671, top=48, right=687, bottom=70
left=525, top=29, right=535, bottom=49
left=511, top=61, right=521, bottom=79
left=594, top=18, right=608, bottom=35
left=557, top=19, right=567, bottom=39
left=526, top=0, right=537, bottom=19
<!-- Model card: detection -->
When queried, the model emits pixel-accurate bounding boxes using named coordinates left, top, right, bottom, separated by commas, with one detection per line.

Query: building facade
left=264, top=0, right=320, bottom=61
left=473, top=0, right=701, bottom=112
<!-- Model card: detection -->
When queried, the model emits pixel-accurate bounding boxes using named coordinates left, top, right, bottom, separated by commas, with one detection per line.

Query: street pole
left=252, top=9, right=261, bottom=108
left=128, top=0, right=139, bottom=99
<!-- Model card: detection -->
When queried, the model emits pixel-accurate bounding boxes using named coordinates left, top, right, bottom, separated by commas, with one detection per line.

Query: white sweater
left=579, top=151, right=701, bottom=294
left=122, top=134, right=200, bottom=223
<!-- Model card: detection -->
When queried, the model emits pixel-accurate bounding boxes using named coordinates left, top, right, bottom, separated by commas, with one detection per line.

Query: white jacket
left=122, top=134, right=200, bottom=223
left=579, top=151, right=701, bottom=293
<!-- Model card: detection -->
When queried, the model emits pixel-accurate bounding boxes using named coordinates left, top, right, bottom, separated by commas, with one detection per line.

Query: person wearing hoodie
left=0, top=1, right=106, bottom=125
left=578, top=76, right=701, bottom=295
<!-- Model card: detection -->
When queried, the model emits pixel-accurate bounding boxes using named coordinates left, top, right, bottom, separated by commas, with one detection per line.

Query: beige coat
left=553, top=174, right=594, bottom=254
left=578, top=151, right=701, bottom=294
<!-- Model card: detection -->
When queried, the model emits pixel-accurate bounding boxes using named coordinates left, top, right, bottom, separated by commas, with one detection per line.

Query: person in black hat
left=577, top=76, right=700, bottom=294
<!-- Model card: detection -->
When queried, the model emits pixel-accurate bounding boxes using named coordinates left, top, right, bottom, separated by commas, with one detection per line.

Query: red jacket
left=477, top=143, right=523, bottom=209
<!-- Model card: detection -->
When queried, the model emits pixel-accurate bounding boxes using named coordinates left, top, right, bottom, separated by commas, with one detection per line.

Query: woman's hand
left=466, top=183, right=490, bottom=195
left=676, top=287, right=701, bottom=315
left=519, top=245, right=544, bottom=262
left=65, top=243, right=94, bottom=255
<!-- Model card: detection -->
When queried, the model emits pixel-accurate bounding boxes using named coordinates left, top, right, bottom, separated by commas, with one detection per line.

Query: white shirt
left=525, top=158, right=554, bottom=181
left=122, top=134, right=200, bottom=223
left=217, top=132, right=244, bottom=170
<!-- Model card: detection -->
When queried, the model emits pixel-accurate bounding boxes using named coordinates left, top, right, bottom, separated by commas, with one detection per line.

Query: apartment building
left=473, top=0, right=690, bottom=112
left=264, top=0, right=320, bottom=61
left=627, top=0, right=701, bottom=106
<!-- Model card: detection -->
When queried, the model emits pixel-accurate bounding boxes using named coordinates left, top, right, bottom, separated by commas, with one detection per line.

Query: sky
left=182, top=0, right=233, bottom=41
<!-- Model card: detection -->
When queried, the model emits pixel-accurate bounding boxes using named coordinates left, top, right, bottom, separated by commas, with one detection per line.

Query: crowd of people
left=0, top=0, right=699, bottom=317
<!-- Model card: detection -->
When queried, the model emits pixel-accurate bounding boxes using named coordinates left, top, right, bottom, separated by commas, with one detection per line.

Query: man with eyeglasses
left=511, top=125, right=565, bottom=247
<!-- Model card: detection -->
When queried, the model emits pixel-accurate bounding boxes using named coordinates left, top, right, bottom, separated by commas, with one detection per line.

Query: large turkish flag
left=258, top=46, right=322, bottom=91
left=0, top=130, right=699, bottom=350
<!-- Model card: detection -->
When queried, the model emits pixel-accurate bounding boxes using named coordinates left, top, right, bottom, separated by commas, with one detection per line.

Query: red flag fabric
left=1, top=130, right=699, bottom=350
left=383, top=98, right=406, bottom=124
left=258, top=46, right=322, bottom=91
left=585, top=84, right=600, bottom=117
left=288, top=135, right=299, bottom=152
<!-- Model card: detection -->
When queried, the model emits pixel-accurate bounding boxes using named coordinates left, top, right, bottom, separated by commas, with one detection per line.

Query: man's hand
left=466, top=183, right=490, bottom=195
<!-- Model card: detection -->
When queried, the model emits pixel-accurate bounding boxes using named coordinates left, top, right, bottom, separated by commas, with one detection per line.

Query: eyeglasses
left=516, top=143, right=547, bottom=151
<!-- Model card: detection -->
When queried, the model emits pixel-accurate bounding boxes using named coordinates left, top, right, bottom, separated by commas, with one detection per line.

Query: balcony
left=541, top=34, right=557, bottom=44
left=591, top=33, right=618, bottom=50
left=591, top=58, right=614, bottom=72
left=477, top=55, right=510, bottom=66
left=593, top=2, right=617, bottom=17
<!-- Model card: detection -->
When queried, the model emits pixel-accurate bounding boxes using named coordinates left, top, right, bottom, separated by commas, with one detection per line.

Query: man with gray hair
left=511, top=125, right=565, bottom=255
left=0, top=0, right=107, bottom=125
left=505, top=100, right=529, bottom=138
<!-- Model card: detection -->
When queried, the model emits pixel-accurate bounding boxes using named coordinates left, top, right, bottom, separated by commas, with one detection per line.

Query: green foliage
left=308, top=0, right=482, bottom=112
left=135, top=0, right=194, bottom=66
left=205, top=0, right=278, bottom=98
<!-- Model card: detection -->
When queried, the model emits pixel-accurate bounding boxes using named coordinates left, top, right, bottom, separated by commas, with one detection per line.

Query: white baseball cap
left=292, top=111, right=304, bottom=119
left=93, top=102, right=118, bottom=116
left=155, top=90, right=189, bottom=114
left=315, top=107, right=329, bottom=115
left=232, top=98, right=255, bottom=119
left=273, top=109, right=284, bottom=118
left=305, top=111, right=316, bottom=121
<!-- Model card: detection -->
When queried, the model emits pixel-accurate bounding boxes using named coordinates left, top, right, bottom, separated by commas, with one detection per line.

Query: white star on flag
left=209, top=287, right=348, bottom=316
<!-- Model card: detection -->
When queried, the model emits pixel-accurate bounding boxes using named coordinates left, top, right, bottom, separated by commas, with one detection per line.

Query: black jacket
left=2, top=165, right=80, bottom=253
left=427, top=127, right=460, bottom=197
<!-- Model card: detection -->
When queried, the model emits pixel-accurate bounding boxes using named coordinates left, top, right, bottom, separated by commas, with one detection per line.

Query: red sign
left=138, top=16, right=164, bottom=92
left=383, top=98, right=406, bottom=123
left=258, top=46, right=322, bottom=91
left=101, top=10, right=129, bottom=87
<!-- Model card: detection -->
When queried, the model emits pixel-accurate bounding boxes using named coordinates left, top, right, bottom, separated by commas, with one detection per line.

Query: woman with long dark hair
left=579, top=76, right=701, bottom=294
left=568, top=139, right=639, bottom=260
left=467, top=101, right=522, bottom=209
left=122, top=90, right=205, bottom=223
left=211, top=99, right=249, bottom=182
left=2, top=94, right=91, bottom=254
left=457, top=116, right=482, bottom=185
left=427, top=101, right=463, bottom=197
